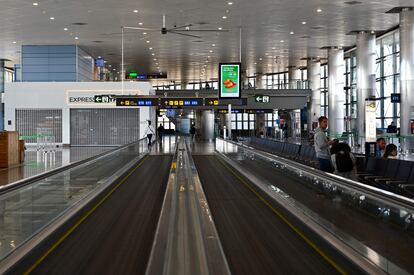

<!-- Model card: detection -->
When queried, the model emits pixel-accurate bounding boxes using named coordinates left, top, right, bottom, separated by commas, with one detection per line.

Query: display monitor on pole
left=219, top=63, right=241, bottom=99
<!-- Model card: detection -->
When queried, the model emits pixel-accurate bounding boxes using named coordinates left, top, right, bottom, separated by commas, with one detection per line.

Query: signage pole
left=227, top=104, right=232, bottom=140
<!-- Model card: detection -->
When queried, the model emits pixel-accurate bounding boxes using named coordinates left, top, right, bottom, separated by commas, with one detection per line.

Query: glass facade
left=375, top=30, right=400, bottom=129
left=231, top=112, right=256, bottom=130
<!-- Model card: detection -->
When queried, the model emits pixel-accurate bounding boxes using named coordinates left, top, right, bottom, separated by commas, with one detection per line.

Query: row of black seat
left=248, top=137, right=414, bottom=199
left=248, top=137, right=318, bottom=167
left=359, top=157, right=414, bottom=198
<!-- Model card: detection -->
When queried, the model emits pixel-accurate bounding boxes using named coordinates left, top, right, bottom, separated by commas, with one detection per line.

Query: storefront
left=4, top=82, right=155, bottom=146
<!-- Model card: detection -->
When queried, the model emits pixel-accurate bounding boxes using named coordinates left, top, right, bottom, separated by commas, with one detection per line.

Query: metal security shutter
left=16, top=109, right=63, bottom=143
left=70, top=108, right=140, bottom=146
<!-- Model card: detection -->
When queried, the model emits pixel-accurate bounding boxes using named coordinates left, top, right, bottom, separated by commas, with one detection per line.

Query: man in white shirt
left=144, top=121, right=155, bottom=146
left=314, top=116, right=335, bottom=172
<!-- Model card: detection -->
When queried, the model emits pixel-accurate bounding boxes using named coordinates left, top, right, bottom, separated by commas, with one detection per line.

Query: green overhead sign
left=255, top=95, right=270, bottom=103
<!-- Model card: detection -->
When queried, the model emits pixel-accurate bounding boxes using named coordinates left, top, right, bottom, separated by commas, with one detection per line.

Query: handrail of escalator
left=216, top=138, right=414, bottom=214
left=0, top=138, right=148, bottom=194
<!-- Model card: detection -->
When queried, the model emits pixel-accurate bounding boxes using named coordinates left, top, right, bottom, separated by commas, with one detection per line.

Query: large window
left=375, top=31, right=400, bottom=129
left=231, top=112, right=256, bottom=130
left=320, top=64, right=328, bottom=117
left=344, top=52, right=357, bottom=132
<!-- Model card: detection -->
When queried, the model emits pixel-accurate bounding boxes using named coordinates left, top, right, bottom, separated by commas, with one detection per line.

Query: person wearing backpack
left=144, top=120, right=155, bottom=146
left=330, top=142, right=357, bottom=181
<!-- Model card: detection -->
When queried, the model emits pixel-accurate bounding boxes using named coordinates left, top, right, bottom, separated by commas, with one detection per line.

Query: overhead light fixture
left=302, top=21, right=307, bottom=25
left=98, top=56, right=101, bottom=58
left=265, top=53, right=268, bottom=55
left=149, top=47, right=153, bottom=50
left=317, top=8, right=322, bottom=13
left=152, top=53, right=155, bottom=56
left=228, top=2, right=233, bottom=5
left=146, top=40, right=150, bottom=43
left=143, top=32, right=147, bottom=35
left=32, top=2, right=38, bottom=6
left=74, top=36, right=79, bottom=40
left=272, top=47, right=276, bottom=50
left=212, top=44, right=216, bottom=47
left=133, top=10, right=138, bottom=13
left=64, top=27, right=68, bottom=31
left=280, top=40, right=284, bottom=42
left=259, top=58, right=263, bottom=60
left=12, top=41, right=17, bottom=44
left=154, top=58, right=157, bottom=61
left=254, top=62, right=257, bottom=65
left=222, top=15, right=227, bottom=19
left=290, top=31, right=294, bottom=35
left=138, top=22, right=143, bottom=26
left=209, top=50, right=213, bottom=53
left=50, top=17, right=55, bottom=20
left=108, top=65, right=112, bottom=67
left=207, top=56, right=210, bottom=58
left=218, top=27, right=222, bottom=30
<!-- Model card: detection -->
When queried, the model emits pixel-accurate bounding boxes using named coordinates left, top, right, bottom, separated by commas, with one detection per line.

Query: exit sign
left=255, top=95, right=270, bottom=103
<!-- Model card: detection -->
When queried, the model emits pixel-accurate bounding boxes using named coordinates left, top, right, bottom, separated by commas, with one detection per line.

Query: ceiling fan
left=122, top=15, right=228, bottom=39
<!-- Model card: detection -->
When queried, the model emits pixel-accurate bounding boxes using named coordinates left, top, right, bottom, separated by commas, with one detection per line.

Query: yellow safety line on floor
left=216, top=156, right=348, bottom=275
left=24, top=155, right=149, bottom=275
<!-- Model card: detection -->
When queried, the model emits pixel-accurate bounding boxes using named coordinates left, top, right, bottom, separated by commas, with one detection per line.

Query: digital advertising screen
left=219, top=63, right=241, bottom=99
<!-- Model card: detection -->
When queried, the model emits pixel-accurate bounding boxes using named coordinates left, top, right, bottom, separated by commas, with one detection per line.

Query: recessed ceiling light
left=108, top=65, right=112, bottom=67
left=302, top=21, right=307, bottom=25
left=12, top=41, right=17, bottom=44
left=209, top=50, right=213, bottom=53
left=290, top=31, right=294, bottom=35
left=212, top=44, right=216, bottom=47
left=64, top=27, right=68, bottom=31
left=152, top=53, right=155, bottom=56
left=280, top=40, right=284, bottom=42
left=50, top=17, right=55, bottom=20
left=113, top=68, right=116, bottom=71
left=207, top=56, right=210, bottom=58
left=138, top=22, right=143, bottom=26
left=146, top=40, right=150, bottom=43
left=98, top=56, right=101, bottom=58
left=143, top=32, right=147, bottom=35
left=133, top=10, right=138, bottom=13
left=153, top=58, right=157, bottom=61
left=272, top=47, right=276, bottom=50
left=259, top=58, right=263, bottom=60
left=254, top=62, right=257, bottom=65
left=317, top=8, right=322, bottom=12
left=218, top=27, right=222, bottom=30
left=228, top=2, right=233, bottom=5
left=156, top=63, right=159, bottom=65
left=265, top=53, right=268, bottom=55
left=74, top=36, right=79, bottom=40
left=222, top=16, right=227, bottom=19
left=32, top=2, right=38, bottom=6
left=149, top=47, right=153, bottom=50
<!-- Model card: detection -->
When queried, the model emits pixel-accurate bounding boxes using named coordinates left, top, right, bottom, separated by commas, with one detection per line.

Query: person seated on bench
left=331, top=142, right=357, bottom=181
left=376, top=138, right=386, bottom=157
left=383, top=144, right=398, bottom=159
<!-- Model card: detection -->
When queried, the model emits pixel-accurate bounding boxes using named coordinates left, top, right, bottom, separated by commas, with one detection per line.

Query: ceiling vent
left=92, top=40, right=104, bottom=43
left=72, top=22, right=88, bottom=26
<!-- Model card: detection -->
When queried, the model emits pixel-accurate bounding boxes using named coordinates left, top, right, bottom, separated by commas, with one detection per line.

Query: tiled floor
left=0, top=146, right=116, bottom=187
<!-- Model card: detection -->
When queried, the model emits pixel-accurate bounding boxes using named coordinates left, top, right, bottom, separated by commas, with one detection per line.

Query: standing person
left=383, top=144, right=398, bottom=159
left=387, top=121, right=397, bottom=134
left=314, top=116, right=335, bottom=172
left=330, top=142, right=357, bottom=181
left=144, top=121, right=155, bottom=146
left=376, top=138, right=386, bottom=157
left=157, top=123, right=164, bottom=143
left=190, top=124, right=196, bottom=141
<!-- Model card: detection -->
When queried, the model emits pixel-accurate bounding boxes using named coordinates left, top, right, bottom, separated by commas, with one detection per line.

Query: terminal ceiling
left=0, top=0, right=410, bottom=82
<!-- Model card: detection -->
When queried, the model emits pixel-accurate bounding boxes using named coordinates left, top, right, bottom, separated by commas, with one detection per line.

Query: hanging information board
left=219, top=63, right=241, bottom=99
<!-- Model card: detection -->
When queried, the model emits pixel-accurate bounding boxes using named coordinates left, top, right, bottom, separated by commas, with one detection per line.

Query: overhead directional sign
left=116, top=97, right=158, bottom=107
left=205, top=98, right=248, bottom=106
left=160, top=98, right=203, bottom=107
left=255, top=95, right=270, bottom=103
left=94, top=95, right=116, bottom=103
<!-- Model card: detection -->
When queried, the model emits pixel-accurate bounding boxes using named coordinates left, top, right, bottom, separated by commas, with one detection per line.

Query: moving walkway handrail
left=0, top=138, right=148, bottom=194
left=217, top=138, right=414, bottom=214
left=146, top=137, right=230, bottom=275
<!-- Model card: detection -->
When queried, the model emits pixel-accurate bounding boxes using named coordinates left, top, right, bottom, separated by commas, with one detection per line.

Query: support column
left=327, top=48, right=345, bottom=137
left=288, top=66, right=301, bottom=89
left=0, top=60, right=4, bottom=130
left=255, top=73, right=264, bottom=89
left=399, top=8, right=414, bottom=153
left=201, top=110, right=214, bottom=141
left=307, top=59, right=321, bottom=131
left=356, top=31, right=376, bottom=146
